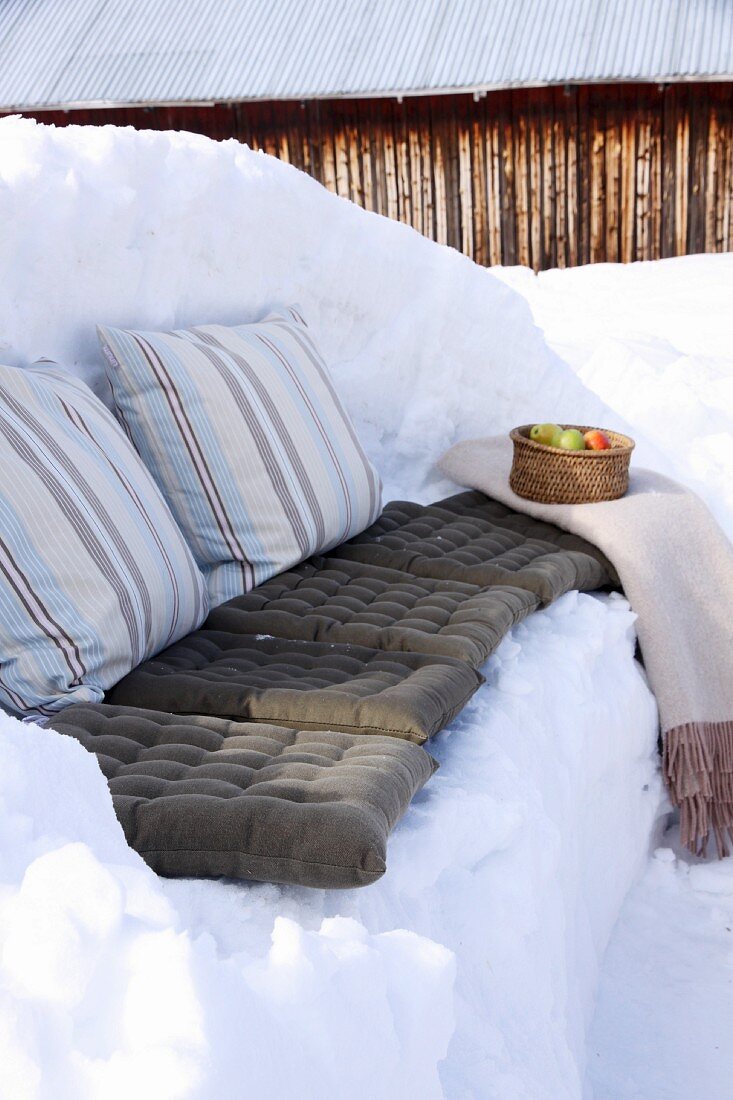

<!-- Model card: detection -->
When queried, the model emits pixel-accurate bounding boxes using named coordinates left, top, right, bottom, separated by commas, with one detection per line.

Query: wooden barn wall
left=20, top=82, right=733, bottom=270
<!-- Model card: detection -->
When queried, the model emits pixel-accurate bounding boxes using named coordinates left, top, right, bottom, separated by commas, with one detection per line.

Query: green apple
left=530, top=422, right=562, bottom=446
left=556, top=428, right=586, bottom=451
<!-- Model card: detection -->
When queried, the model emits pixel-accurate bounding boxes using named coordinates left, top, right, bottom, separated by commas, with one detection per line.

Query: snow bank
left=496, top=254, right=733, bottom=1098
left=0, top=116, right=617, bottom=502
left=321, top=593, right=660, bottom=1098
left=0, top=717, right=455, bottom=1099
left=0, top=117, right=665, bottom=1098
left=497, top=256, right=733, bottom=539
left=0, top=595, right=659, bottom=1099
left=588, top=844, right=733, bottom=1100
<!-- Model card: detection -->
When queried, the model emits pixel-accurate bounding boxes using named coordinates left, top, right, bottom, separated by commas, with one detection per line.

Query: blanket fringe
left=663, top=721, right=733, bottom=858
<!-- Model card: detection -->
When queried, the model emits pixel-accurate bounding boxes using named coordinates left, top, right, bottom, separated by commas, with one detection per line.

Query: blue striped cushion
left=98, top=309, right=382, bottom=605
left=0, top=363, right=208, bottom=716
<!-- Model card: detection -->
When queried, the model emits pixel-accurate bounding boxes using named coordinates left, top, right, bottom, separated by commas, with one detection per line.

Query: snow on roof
left=0, top=0, right=732, bottom=111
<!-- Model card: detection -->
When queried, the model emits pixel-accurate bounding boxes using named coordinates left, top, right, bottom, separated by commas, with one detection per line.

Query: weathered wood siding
left=22, top=82, right=733, bottom=270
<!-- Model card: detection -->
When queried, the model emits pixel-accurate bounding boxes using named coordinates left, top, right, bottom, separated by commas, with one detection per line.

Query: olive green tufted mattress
left=49, top=492, right=614, bottom=888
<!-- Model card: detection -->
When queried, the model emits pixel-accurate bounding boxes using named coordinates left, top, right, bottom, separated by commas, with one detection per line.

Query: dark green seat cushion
left=333, top=490, right=616, bottom=603
left=106, top=633, right=484, bottom=743
left=205, top=556, right=538, bottom=668
left=48, top=703, right=437, bottom=889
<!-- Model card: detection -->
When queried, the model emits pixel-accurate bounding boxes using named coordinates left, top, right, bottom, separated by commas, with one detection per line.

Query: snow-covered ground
left=504, top=256, right=733, bottom=1100
left=0, top=593, right=659, bottom=1100
left=497, top=256, right=733, bottom=541
left=588, top=844, right=733, bottom=1100
left=0, top=117, right=731, bottom=1099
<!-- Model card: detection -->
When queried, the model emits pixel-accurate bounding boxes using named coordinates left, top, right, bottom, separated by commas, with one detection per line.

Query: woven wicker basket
left=509, top=425, right=635, bottom=504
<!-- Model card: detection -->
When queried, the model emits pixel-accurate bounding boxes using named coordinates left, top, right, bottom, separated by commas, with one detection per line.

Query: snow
left=496, top=256, right=733, bottom=540
left=588, top=845, right=733, bottom=1100
left=0, top=116, right=621, bottom=505
left=0, top=592, right=659, bottom=1099
left=501, top=256, right=733, bottom=1100
left=0, top=717, right=455, bottom=1099
left=0, top=115, right=729, bottom=1098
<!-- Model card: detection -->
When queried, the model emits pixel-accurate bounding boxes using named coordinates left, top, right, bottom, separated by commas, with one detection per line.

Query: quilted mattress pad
left=206, top=555, right=539, bottom=667
left=107, top=632, right=484, bottom=743
left=334, top=491, right=616, bottom=602
left=48, top=703, right=436, bottom=888
left=107, top=493, right=614, bottom=744
left=52, top=491, right=617, bottom=889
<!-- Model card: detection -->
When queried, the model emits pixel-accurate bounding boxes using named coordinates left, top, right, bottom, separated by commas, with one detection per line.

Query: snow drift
left=0, top=117, right=670, bottom=1099
left=0, top=116, right=618, bottom=502
left=498, top=256, right=733, bottom=540
left=0, top=594, right=659, bottom=1100
left=0, top=715, right=454, bottom=1100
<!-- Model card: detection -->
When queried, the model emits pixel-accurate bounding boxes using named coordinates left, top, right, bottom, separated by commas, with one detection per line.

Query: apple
left=584, top=429, right=612, bottom=451
left=556, top=428, right=586, bottom=451
left=530, top=422, right=562, bottom=446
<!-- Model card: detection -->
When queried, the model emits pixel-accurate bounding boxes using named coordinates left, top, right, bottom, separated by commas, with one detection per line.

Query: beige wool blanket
left=438, top=435, right=733, bottom=856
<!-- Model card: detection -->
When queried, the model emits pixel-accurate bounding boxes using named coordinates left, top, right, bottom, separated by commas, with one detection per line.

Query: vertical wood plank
left=394, top=100, right=413, bottom=225
left=359, top=101, right=375, bottom=212
left=334, top=121, right=350, bottom=199
left=498, top=97, right=516, bottom=264
left=620, top=113, right=636, bottom=262
left=688, top=86, right=706, bottom=253
left=577, top=85, right=592, bottom=265
left=471, top=109, right=488, bottom=266
left=444, top=102, right=462, bottom=249
left=553, top=94, right=568, bottom=268
left=661, top=86, right=676, bottom=256
left=528, top=103, right=542, bottom=270
left=487, top=111, right=503, bottom=264
left=674, top=92, right=690, bottom=254
left=408, top=100, right=424, bottom=235
left=713, top=93, right=726, bottom=251
left=635, top=99, right=652, bottom=261
left=720, top=93, right=733, bottom=251
left=345, top=108, right=362, bottom=206
left=589, top=90, right=606, bottom=263
left=373, top=100, right=388, bottom=217
left=422, top=100, right=435, bottom=241
left=458, top=104, right=474, bottom=255
left=605, top=94, right=621, bottom=262
left=433, top=109, right=448, bottom=245
left=649, top=90, right=663, bottom=258
left=705, top=106, right=718, bottom=251
left=566, top=87, right=579, bottom=267
left=514, top=100, right=531, bottom=266
left=542, top=97, right=556, bottom=268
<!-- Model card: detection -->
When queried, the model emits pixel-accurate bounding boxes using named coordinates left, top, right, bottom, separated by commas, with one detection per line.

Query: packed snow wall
left=0, top=117, right=617, bottom=501
left=0, top=118, right=663, bottom=1099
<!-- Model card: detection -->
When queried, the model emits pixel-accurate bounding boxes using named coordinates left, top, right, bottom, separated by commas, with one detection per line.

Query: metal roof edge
left=3, top=73, right=732, bottom=114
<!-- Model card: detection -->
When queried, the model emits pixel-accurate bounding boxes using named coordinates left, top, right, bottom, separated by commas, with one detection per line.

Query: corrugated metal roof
left=0, top=0, right=731, bottom=111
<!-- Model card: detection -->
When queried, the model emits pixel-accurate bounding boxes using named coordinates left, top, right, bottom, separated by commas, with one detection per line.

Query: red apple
left=584, top=429, right=611, bottom=451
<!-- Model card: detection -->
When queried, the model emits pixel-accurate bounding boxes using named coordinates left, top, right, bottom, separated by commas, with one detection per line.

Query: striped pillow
left=0, top=363, right=208, bottom=716
left=98, top=309, right=382, bottom=605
